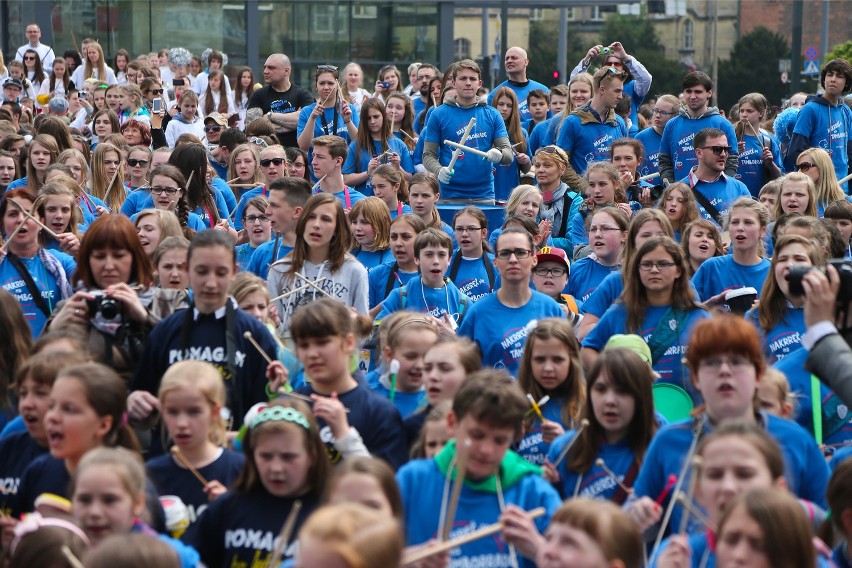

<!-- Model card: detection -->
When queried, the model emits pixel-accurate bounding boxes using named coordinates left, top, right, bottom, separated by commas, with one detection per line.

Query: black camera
left=86, top=291, right=123, bottom=323
left=787, top=259, right=852, bottom=304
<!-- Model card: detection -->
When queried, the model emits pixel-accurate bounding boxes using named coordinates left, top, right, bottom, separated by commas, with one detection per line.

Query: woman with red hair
left=625, top=315, right=829, bottom=544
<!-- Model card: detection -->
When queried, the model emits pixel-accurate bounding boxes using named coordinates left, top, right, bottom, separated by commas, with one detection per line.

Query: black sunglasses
left=700, top=145, right=732, bottom=156
left=260, top=158, right=286, bottom=167
left=204, top=125, right=222, bottom=133
left=147, top=88, right=163, bottom=95
left=126, top=158, right=148, bottom=167
left=796, top=161, right=815, bottom=172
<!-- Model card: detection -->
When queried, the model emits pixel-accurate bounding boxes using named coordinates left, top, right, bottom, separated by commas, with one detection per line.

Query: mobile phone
left=172, top=78, right=183, bottom=86
left=380, top=81, right=391, bottom=89
left=79, top=91, right=88, bottom=100
left=152, top=98, right=163, bottom=113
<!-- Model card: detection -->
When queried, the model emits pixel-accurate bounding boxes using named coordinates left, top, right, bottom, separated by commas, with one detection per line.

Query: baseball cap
left=604, top=334, right=653, bottom=368
left=204, top=112, right=228, bottom=126
left=535, top=246, right=570, bottom=268
left=3, top=78, right=23, bottom=91
left=48, top=96, right=69, bottom=114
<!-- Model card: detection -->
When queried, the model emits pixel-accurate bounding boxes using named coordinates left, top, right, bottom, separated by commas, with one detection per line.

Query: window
left=592, top=5, right=617, bottom=21
left=683, top=19, right=694, bottom=50
left=313, top=5, right=334, bottom=33
left=353, top=5, right=377, bottom=19
left=530, top=8, right=545, bottom=21
left=454, top=38, right=471, bottom=60
left=648, top=0, right=666, bottom=14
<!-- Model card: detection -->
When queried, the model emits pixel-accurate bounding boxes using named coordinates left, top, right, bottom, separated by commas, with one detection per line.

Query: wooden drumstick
left=170, top=446, right=209, bottom=487
left=101, top=165, right=122, bottom=207
left=551, top=419, right=590, bottom=468
left=243, top=331, right=274, bottom=365
left=8, top=199, right=59, bottom=239
left=1, top=220, right=27, bottom=250
left=269, top=500, right=303, bottom=566
left=441, top=439, right=470, bottom=542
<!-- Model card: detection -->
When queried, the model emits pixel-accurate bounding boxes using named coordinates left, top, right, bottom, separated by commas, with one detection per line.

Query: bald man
left=486, top=46, right=550, bottom=122
left=246, top=53, right=314, bottom=148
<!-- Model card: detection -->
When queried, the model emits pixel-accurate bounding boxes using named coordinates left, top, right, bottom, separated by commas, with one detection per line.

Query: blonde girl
left=70, top=447, right=199, bottom=565
left=226, top=143, right=263, bottom=193
left=71, top=42, right=116, bottom=86
left=342, top=63, right=371, bottom=113
left=153, top=236, right=189, bottom=291
left=33, top=180, right=81, bottom=255
left=146, top=361, right=244, bottom=525
left=756, top=367, right=795, bottom=419
left=369, top=313, right=438, bottom=418
left=408, top=172, right=451, bottom=234
left=125, top=146, right=152, bottom=190
left=657, top=181, right=700, bottom=241
left=774, top=172, right=818, bottom=219
left=134, top=209, right=183, bottom=260
left=116, top=83, right=150, bottom=125
left=796, top=147, right=845, bottom=212
left=516, top=318, right=585, bottom=465
left=370, top=163, right=411, bottom=218
left=569, top=161, right=630, bottom=257
left=489, top=184, right=543, bottom=248
left=349, top=196, right=393, bottom=270
left=12, top=133, right=59, bottom=194
left=183, top=399, right=329, bottom=565
left=549, top=72, right=594, bottom=149
left=680, top=218, right=725, bottom=277
left=89, top=142, right=126, bottom=212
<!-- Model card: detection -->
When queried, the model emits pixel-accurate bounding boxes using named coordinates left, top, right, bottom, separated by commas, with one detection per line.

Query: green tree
left=825, top=40, right=852, bottom=63
left=717, top=27, right=790, bottom=111
left=527, top=19, right=585, bottom=87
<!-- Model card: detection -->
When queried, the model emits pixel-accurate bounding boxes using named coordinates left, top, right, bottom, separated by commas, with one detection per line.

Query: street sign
left=805, top=45, right=819, bottom=61
left=804, top=60, right=820, bottom=75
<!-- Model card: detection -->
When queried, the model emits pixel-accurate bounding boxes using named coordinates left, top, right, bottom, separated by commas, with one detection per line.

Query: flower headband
left=250, top=405, right=310, bottom=431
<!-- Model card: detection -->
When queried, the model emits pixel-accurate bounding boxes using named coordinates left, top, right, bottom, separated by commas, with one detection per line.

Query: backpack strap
left=383, top=262, right=400, bottom=298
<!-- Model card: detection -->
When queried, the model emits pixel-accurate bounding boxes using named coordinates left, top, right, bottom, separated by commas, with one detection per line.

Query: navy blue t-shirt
left=0, top=432, right=47, bottom=515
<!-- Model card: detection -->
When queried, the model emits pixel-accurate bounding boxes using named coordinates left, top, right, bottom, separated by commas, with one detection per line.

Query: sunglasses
left=249, top=137, right=268, bottom=148
left=147, top=89, right=163, bottom=95
left=204, top=125, right=222, bottom=133
left=260, top=158, right=286, bottom=167
left=796, top=161, right=815, bottom=172
left=700, top=145, right=732, bottom=156
left=24, top=57, right=35, bottom=62
left=317, top=64, right=338, bottom=72
left=126, top=158, right=148, bottom=167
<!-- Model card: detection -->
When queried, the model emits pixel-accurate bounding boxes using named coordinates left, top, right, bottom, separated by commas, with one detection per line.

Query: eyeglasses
left=638, top=261, right=677, bottom=271
left=533, top=267, right=567, bottom=277
left=146, top=89, right=163, bottom=95
left=588, top=225, right=622, bottom=234
left=150, top=186, right=181, bottom=196
left=317, top=64, right=338, bottom=72
left=453, top=225, right=482, bottom=234
left=245, top=214, right=270, bottom=224
left=700, top=146, right=732, bottom=156
left=495, top=248, right=532, bottom=260
left=126, top=158, right=148, bottom=167
left=250, top=137, right=268, bottom=148
left=651, top=108, right=676, bottom=116
left=698, top=355, right=752, bottom=371
left=260, top=158, right=286, bottom=167
left=204, top=125, right=222, bottom=133
left=796, top=161, right=815, bottom=172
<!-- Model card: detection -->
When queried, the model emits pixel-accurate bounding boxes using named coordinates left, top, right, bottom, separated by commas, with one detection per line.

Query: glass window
left=684, top=19, right=694, bottom=50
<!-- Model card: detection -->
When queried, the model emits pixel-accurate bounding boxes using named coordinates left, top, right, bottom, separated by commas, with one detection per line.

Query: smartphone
left=79, top=91, right=88, bottom=99
left=380, top=81, right=391, bottom=89
left=152, top=98, right=163, bottom=113
left=172, top=78, right=183, bottom=86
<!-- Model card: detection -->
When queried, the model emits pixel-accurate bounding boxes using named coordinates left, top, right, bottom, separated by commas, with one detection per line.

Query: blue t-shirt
left=297, top=102, right=360, bottom=180
left=342, top=138, right=414, bottom=196
left=691, top=255, right=770, bottom=303
left=487, top=79, right=551, bottom=122
left=580, top=270, right=624, bottom=316
left=369, top=379, right=426, bottom=419
left=635, top=126, right=663, bottom=178
left=547, top=430, right=638, bottom=501
left=566, top=256, right=621, bottom=306
left=146, top=449, right=244, bottom=525
left=447, top=251, right=500, bottom=303
left=660, top=112, right=738, bottom=182
left=494, top=131, right=529, bottom=203
left=367, top=262, right=419, bottom=309
left=121, top=187, right=153, bottom=217
left=230, top=185, right=266, bottom=231
left=632, top=413, right=829, bottom=537
left=235, top=242, right=259, bottom=271
left=352, top=247, right=394, bottom=271
left=421, top=102, right=509, bottom=200
left=527, top=116, right=559, bottom=156
left=246, top=238, right=294, bottom=280
left=680, top=173, right=751, bottom=224
left=0, top=250, right=75, bottom=336
left=583, top=303, right=710, bottom=399
left=735, top=131, right=783, bottom=197
left=516, top=399, right=570, bottom=466
left=375, top=276, right=468, bottom=323
left=790, top=97, right=852, bottom=191
left=457, top=290, right=565, bottom=377
left=746, top=305, right=805, bottom=363
left=555, top=109, right=628, bottom=175
left=313, top=186, right=367, bottom=210
left=775, top=348, right=852, bottom=446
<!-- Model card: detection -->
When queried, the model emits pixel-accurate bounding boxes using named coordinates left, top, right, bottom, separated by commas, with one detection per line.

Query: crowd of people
left=0, top=23, right=851, bottom=568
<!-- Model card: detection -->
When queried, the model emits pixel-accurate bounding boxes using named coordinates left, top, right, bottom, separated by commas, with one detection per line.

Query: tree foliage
left=826, top=40, right=852, bottom=65
left=717, top=27, right=790, bottom=111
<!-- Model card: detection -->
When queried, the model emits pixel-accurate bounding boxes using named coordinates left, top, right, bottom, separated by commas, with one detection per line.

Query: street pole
left=791, top=0, right=803, bottom=95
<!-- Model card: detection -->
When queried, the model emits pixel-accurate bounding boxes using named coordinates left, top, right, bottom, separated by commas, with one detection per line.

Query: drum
left=653, top=383, right=695, bottom=423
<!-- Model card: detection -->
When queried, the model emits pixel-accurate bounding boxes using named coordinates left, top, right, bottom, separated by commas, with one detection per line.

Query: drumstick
left=655, top=474, right=678, bottom=506
left=185, top=170, right=195, bottom=190
left=677, top=456, right=702, bottom=534
left=101, top=166, right=122, bottom=207
left=226, top=177, right=241, bottom=184
left=526, top=394, right=545, bottom=422
left=170, top=446, right=210, bottom=487
left=595, top=458, right=632, bottom=494
left=269, top=277, right=329, bottom=303
left=321, top=90, right=334, bottom=107
left=838, top=172, right=852, bottom=186
left=243, top=331, right=274, bottom=365
left=441, top=439, right=470, bottom=541
left=400, top=129, right=416, bottom=142
left=8, top=199, right=59, bottom=239
left=295, top=272, right=333, bottom=298
left=675, top=490, right=713, bottom=529
left=550, top=419, right=589, bottom=468
left=638, top=172, right=661, bottom=182
left=311, top=174, right=327, bottom=192
left=402, top=507, right=546, bottom=565
left=62, top=546, right=85, bottom=568
left=389, top=116, right=394, bottom=133
left=444, top=140, right=490, bottom=159
left=746, top=121, right=765, bottom=149
left=447, top=118, right=476, bottom=173
left=269, top=500, right=302, bottom=566
left=1, top=220, right=27, bottom=250
left=651, top=427, right=701, bottom=555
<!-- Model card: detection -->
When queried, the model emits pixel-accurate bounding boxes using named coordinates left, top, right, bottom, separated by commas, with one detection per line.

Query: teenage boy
left=785, top=58, right=852, bottom=191
left=2, top=79, right=23, bottom=104
left=530, top=246, right=582, bottom=328
left=682, top=128, right=750, bottom=223
left=246, top=176, right=311, bottom=279
left=556, top=65, right=629, bottom=190
left=397, top=371, right=561, bottom=568
left=375, top=228, right=469, bottom=326
left=658, top=71, right=738, bottom=184
left=523, top=89, right=550, bottom=134
left=422, top=59, right=513, bottom=203
left=311, top=134, right=367, bottom=210
left=824, top=200, right=852, bottom=258
left=128, top=230, right=277, bottom=455
left=635, top=94, right=679, bottom=178
left=527, top=85, right=569, bottom=155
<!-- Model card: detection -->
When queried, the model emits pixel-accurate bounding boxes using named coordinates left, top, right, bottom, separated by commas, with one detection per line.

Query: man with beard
left=682, top=127, right=749, bottom=224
